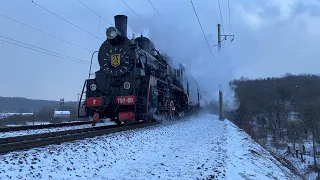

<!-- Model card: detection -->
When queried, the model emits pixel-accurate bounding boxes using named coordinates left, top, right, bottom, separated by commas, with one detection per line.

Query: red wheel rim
left=93, top=112, right=99, bottom=122
left=169, top=101, right=175, bottom=119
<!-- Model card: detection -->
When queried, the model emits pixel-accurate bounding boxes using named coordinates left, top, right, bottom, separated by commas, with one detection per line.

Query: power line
left=0, top=13, right=93, bottom=52
left=190, top=0, right=216, bottom=60
left=227, top=0, right=232, bottom=33
left=77, top=0, right=112, bottom=25
left=0, top=36, right=98, bottom=67
left=28, top=0, right=103, bottom=41
left=0, top=38, right=92, bottom=66
left=217, top=0, right=225, bottom=34
left=98, top=16, right=101, bottom=38
left=0, top=35, right=91, bottom=64
left=227, top=0, right=232, bottom=51
left=147, top=0, right=160, bottom=15
left=121, top=0, right=141, bottom=19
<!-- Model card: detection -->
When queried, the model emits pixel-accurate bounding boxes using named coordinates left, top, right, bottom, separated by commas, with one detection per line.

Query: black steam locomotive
left=78, top=15, right=200, bottom=125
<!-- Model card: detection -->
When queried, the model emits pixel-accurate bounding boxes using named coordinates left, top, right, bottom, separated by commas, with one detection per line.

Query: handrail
left=89, top=51, right=99, bottom=79
left=77, top=80, right=88, bottom=118
left=78, top=50, right=99, bottom=118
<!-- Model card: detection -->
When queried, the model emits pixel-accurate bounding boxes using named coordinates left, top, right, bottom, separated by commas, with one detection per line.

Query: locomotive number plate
left=111, top=54, right=121, bottom=67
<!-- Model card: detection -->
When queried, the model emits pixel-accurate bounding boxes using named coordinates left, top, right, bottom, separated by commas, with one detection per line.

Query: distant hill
left=0, top=96, right=77, bottom=113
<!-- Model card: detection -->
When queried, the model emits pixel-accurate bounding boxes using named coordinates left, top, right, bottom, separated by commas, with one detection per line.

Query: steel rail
left=0, top=121, right=93, bottom=132
left=0, top=121, right=158, bottom=154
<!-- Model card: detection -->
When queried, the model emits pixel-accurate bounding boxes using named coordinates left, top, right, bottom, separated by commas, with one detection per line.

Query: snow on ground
left=0, top=120, right=116, bottom=138
left=284, top=153, right=318, bottom=179
left=0, top=114, right=298, bottom=179
left=264, top=135, right=319, bottom=179
left=225, top=121, right=298, bottom=179
left=26, top=122, right=51, bottom=125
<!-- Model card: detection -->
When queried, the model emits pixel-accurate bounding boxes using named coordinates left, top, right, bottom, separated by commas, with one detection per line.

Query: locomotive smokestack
left=114, top=15, right=127, bottom=38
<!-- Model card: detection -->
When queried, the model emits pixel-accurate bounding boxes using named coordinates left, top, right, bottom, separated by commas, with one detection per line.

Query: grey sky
left=1, top=0, right=320, bottom=102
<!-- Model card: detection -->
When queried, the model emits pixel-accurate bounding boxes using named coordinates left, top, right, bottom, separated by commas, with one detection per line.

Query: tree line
left=228, top=73, right=320, bottom=171
left=0, top=105, right=79, bottom=126
left=0, top=96, right=77, bottom=113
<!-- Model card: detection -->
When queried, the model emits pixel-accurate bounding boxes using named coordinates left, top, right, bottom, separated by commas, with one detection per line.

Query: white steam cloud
left=126, top=15, right=236, bottom=107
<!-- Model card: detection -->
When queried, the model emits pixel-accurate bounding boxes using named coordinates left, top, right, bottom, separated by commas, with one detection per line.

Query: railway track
left=0, top=121, right=92, bottom=132
left=0, top=121, right=158, bottom=154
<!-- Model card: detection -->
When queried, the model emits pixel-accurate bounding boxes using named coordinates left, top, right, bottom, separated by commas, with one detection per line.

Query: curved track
left=0, top=121, right=92, bottom=132
left=0, top=122, right=158, bottom=154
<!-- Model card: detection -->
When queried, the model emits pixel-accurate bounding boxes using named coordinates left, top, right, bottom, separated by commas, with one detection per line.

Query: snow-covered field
left=0, top=120, right=116, bottom=138
left=0, top=114, right=298, bottom=179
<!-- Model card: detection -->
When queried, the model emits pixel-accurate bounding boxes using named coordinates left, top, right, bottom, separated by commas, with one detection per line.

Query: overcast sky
left=1, top=0, right=320, bottom=102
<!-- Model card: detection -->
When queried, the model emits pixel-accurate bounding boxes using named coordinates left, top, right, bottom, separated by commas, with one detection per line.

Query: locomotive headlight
left=90, top=84, right=97, bottom=91
left=106, top=27, right=118, bottom=39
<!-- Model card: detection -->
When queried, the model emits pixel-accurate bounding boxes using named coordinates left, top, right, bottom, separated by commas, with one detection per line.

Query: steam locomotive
left=78, top=15, right=200, bottom=125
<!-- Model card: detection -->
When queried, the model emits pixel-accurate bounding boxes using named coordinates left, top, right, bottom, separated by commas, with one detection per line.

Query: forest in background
left=0, top=97, right=78, bottom=126
left=0, top=96, right=77, bottom=113
left=228, top=73, right=320, bottom=176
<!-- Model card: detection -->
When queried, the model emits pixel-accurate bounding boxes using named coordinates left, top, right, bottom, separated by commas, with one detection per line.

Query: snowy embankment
left=0, top=114, right=298, bottom=179
left=264, top=136, right=318, bottom=179
left=225, top=121, right=299, bottom=179
left=0, top=120, right=116, bottom=138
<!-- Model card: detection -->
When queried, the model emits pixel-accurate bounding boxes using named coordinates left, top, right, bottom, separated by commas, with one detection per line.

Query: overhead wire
left=190, top=0, right=216, bottom=60
left=217, top=0, right=225, bottom=34
left=147, top=0, right=160, bottom=15
left=0, top=13, right=94, bottom=52
left=226, top=0, right=232, bottom=52
left=98, top=16, right=101, bottom=39
left=0, top=35, right=90, bottom=64
left=227, top=0, right=232, bottom=34
left=0, top=38, right=94, bottom=66
left=225, top=0, right=233, bottom=52
left=120, top=0, right=154, bottom=39
left=28, top=0, right=103, bottom=41
left=77, top=0, right=112, bottom=25
left=0, top=36, right=98, bottom=67
left=217, top=0, right=227, bottom=52
left=121, top=0, right=141, bottom=19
